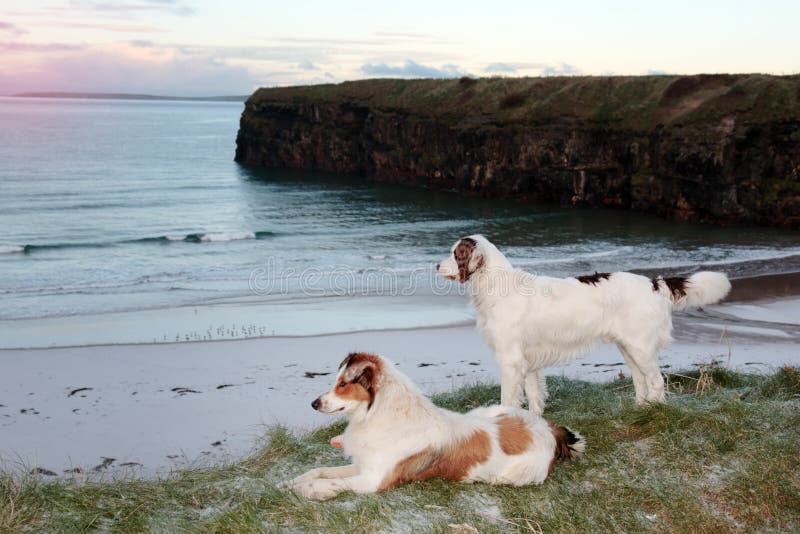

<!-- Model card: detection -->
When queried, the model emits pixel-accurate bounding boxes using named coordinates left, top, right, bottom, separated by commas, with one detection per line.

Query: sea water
left=1, top=96, right=799, bottom=348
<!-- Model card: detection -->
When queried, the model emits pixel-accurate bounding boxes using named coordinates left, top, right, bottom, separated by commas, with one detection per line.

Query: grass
left=246, top=74, right=800, bottom=132
left=2, top=365, right=799, bottom=533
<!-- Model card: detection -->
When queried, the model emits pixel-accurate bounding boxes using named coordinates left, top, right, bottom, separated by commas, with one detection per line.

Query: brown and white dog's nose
left=311, top=397, right=321, bottom=410
left=435, top=263, right=440, bottom=271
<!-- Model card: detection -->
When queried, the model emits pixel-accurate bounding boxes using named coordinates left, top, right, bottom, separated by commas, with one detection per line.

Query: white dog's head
left=436, top=235, right=487, bottom=283
left=311, top=352, right=382, bottom=415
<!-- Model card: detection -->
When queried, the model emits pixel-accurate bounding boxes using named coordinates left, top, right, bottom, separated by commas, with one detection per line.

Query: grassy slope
left=247, top=75, right=800, bottom=131
left=2, top=365, right=799, bottom=533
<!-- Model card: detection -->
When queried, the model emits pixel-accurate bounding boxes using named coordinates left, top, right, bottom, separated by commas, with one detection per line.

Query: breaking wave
left=1, top=231, right=278, bottom=254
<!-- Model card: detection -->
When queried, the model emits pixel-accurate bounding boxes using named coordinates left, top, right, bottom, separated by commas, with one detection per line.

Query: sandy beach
left=1, top=277, right=798, bottom=478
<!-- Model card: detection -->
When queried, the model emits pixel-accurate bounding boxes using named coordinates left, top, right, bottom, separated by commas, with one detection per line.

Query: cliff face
left=235, top=75, right=800, bottom=227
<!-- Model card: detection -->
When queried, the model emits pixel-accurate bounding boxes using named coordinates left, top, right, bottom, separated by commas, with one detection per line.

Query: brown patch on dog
left=651, top=277, right=660, bottom=291
left=338, top=352, right=383, bottom=409
left=548, top=422, right=583, bottom=475
left=379, top=430, right=492, bottom=490
left=334, top=381, right=371, bottom=403
left=651, top=276, right=688, bottom=300
left=663, top=276, right=687, bottom=298
left=576, top=272, right=611, bottom=285
left=454, top=237, right=483, bottom=283
left=338, top=351, right=382, bottom=371
left=496, top=416, right=533, bottom=455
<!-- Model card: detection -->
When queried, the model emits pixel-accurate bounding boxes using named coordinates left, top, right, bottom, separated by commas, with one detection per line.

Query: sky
left=1, top=0, right=798, bottom=96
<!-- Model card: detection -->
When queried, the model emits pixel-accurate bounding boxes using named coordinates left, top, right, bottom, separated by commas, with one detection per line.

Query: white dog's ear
left=454, top=237, right=484, bottom=283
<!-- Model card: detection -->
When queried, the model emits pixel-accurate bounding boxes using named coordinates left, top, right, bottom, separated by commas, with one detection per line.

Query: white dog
left=436, top=235, right=732, bottom=414
left=284, top=352, right=584, bottom=500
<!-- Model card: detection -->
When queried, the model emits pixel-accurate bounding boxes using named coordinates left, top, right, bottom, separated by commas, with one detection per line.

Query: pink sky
left=2, top=1, right=798, bottom=96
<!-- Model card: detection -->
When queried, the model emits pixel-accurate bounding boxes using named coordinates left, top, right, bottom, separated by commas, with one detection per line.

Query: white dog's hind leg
left=498, top=351, right=526, bottom=407
left=616, top=343, right=649, bottom=404
left=523, top=369, right=548, bottom=415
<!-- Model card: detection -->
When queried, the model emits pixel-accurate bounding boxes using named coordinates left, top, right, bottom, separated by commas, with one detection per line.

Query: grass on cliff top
left=3, top=364, right=800, bottom=533
left=249, top=74, right=800, bottom=131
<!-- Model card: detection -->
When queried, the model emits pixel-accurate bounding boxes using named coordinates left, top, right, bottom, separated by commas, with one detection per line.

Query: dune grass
left=2, top=364, right=799, bottom=533
left=248, top=74, right=800, bottom=131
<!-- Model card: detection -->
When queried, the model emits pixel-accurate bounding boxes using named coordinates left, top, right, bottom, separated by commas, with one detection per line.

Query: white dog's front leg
left=498, top=352, right=526, bottom=407
left=524, top=369, right=547, bottom=415
left=293, top=474, right=379, bottom=500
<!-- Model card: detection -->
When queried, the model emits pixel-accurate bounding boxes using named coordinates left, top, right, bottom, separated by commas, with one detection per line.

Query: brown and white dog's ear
left=341, top=355, right=376, bottom=387
left=454, top=237, right=484, bottom=283
left=338, top=352, right=382, bottom=408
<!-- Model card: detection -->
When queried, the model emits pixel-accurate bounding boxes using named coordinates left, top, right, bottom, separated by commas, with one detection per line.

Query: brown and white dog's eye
left=338, top=380, right=346, bottom=388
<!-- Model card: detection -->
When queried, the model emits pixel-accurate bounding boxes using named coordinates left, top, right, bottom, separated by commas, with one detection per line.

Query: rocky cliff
left=235, top=75, right=800, bottom=227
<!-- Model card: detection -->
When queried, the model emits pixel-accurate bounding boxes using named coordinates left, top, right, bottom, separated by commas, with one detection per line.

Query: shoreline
left=2, top=270, right=798, bottom=352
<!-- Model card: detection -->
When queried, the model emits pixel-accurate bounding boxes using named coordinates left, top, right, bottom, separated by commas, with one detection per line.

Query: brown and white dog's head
left=311, top=352, right=383, bottom=414
left=436, top=235, right=486, bottom=283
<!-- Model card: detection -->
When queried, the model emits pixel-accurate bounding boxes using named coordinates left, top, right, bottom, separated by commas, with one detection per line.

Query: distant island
left=13, top=92, right=248, bottom=103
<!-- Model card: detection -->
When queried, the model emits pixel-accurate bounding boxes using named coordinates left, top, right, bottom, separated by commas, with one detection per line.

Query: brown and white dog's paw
left=291, top=478, right=341, bottom=500
left=278, top=469, right=321, bottom=490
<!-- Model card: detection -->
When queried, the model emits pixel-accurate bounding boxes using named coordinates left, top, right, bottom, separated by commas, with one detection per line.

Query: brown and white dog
left=283, top=352, right=584, bottom=500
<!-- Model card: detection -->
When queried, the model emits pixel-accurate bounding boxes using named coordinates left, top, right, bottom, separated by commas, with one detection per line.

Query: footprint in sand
left=30, top=467, right=57, bottom=476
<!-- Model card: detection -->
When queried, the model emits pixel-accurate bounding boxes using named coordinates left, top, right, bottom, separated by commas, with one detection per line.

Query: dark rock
left=92, top=457, right=116, bottom=471
left=30, top=467, right=57, bottom=476
left=171, top=387, right=201, bottom=395
left=303, top=371, right=331, bottom=378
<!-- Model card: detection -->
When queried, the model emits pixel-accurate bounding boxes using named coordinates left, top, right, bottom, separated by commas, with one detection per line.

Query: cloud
left=372, top=31, right=433, bottom=39
left=0, top=41, right=85, bottom=52
left=485, top=62, right=519, bottom=73
left=297, top=60, right=316, bottom=71
left=269, top=36, right=392, bottom=46
left=484, top=62, right=547, bottom=73
left=541, top=62, right=580, bottom=76
left=485, top=61, right=582, bottom=76
left=46, top=21, right=167, bottom=33
left=360, top=59, right=463, bottom=78
left=0, top=43, right=257, bottom=96
left=46, top=1, right=195, bottom=17
left=0, top=21, right=26, bottom=35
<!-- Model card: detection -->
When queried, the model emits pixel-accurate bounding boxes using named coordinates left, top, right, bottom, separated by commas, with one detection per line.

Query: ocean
left=1, top=96, right=799, bottom=348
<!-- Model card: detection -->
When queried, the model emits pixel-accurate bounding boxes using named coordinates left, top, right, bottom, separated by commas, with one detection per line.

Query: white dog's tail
left=654, top=271, right=731, bottom=311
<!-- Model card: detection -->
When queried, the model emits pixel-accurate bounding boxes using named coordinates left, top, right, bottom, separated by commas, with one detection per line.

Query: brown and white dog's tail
left=653, top=271, right=731, bottom=312
left=552, top=425, right=585, bottom=461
